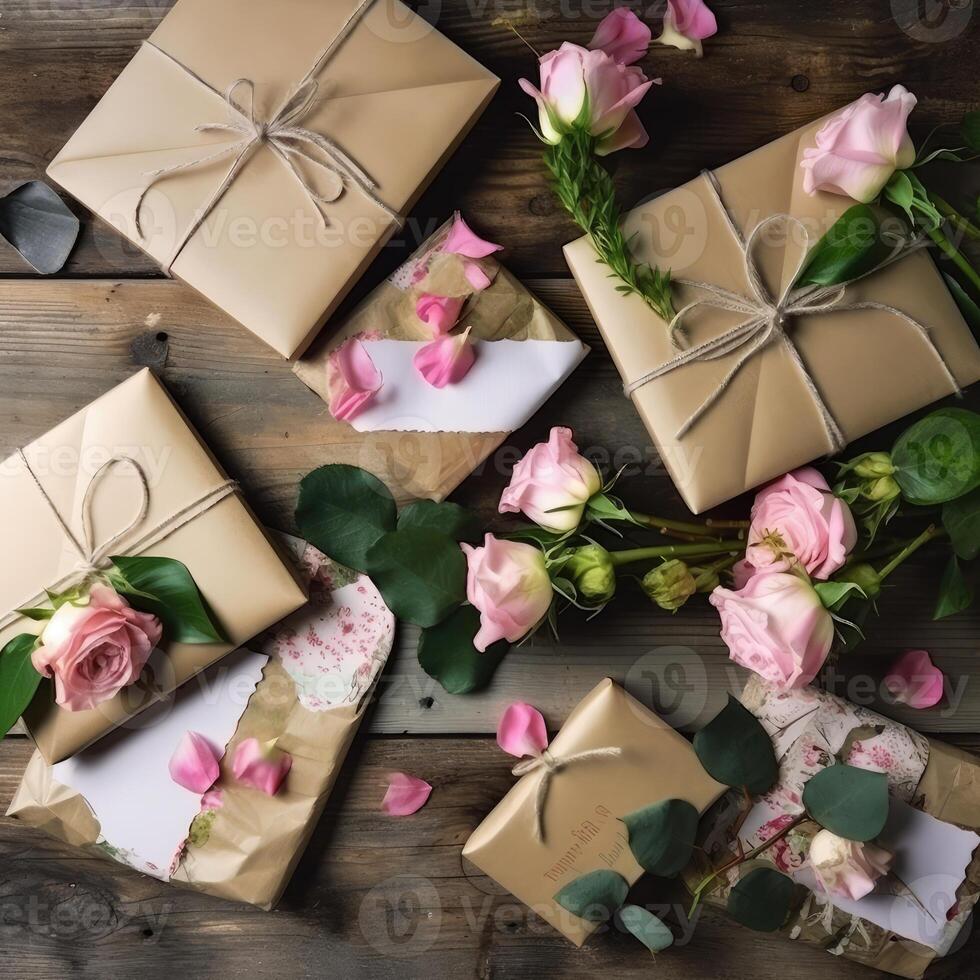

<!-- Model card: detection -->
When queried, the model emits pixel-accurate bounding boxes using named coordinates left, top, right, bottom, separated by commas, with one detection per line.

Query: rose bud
left=808, top=829, right=893, bottom=902
left=864, top=475, right=901, bottom=503
left=853, top=452, right=895, bottom=480
left=642, top=560, right=697, bottom=612
left=561, top=544, right=616, bottom=605
left=231, top=737, right=292, bottom=796
left=833, top=562, right=882, bottom=601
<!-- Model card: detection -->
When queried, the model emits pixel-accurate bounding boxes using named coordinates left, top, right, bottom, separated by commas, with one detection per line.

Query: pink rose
left=461, top=535, right=553, bottom=652
left=658, top=0, right=718, bottom=57
left=326, top=338, right=382, bottom=422
left=499, top=426, right=602, bottom=532
left=802, top=85, right=917, bottom=203
left=709, top=565, right=834, bottom=690
left=32, top=584, right=162, bottom=712
left=744, top=467, right=857, bottom=580
left=519, top=9, right=656, bottom=156
left=808, top=829, right=893, bottom=902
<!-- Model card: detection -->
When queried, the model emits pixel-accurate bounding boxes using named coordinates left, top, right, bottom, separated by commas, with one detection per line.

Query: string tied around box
left=623, top=169, right=961, bottom=453
left=512, top=745, right=622, bottom=843
left=133, top=0, right=402, bottom=273
left=0, top=452, right=238, bottom=631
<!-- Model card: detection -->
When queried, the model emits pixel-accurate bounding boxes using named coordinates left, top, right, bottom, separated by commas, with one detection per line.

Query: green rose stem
left=609, top=540, right=745, bottom=567
left=687, top=813, right=808, bottom=917
left=929, top=193, right=980, bottom=242
left=876, top=524, right=946, bottom=581
left=625, top=511, right=750, bottom=541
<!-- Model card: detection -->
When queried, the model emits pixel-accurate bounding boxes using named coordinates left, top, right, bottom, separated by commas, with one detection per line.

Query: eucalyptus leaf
left=693, top=696, right=778, bottom=795
left=794, top=204, right=894, bottom=288
left=295, top=465, right=397, bottom=572
left=108, top=555, right=226, bottom=644
left=417, top=605, right=508, bottom=694
left=0, top=634, right=42, bottom=739
left=727, top=867, right=795, bottom=932
left=944, top=272, right=980, bottom=334
left=802, top=764, right=888, bottom=841
left=553, top=869, right=629, bottom=922
left=934, top=555, right=974, bottom=620
left=617, top=904, right=674, bottom=953
left=0, top=181, right=79, bottom=274
left=892, top=408, right=980, bottom=505
left=398, top=499, right=482, bottom=543
left=366, top=528, right=465, bottom=627
left=621, top=798, right=699, bottom=878
left=942, top=488, right=980, bottom=560
left=961, top=110, right=980, bottom=152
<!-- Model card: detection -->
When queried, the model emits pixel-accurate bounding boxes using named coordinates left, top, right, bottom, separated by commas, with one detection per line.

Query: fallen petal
left=326, top=338, right=383, bottom=421
left=169, top=731, right=220, bottom=794
left=442, top=211, right=502, bottom=258
left=463, top=261, right=492, bottom=291
left=885, top=649, right=945, bottom=709
left=415, top=293, right=464, bottom=335
left=382, top=772, right=432, bottom=815
left=231, top=737, right=292, bottom=796
left=413, top=326, right=476, bottom=388
left=497, top=702, right=549, bottom=758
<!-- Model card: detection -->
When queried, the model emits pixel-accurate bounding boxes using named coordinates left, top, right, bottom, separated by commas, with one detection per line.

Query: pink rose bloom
left=519, top=9, right=656, bottom=155
left=326, top=338, right=382, bottom=422
left=884, top=649, right=945, bottom=709
left=413, top=326, right=476, bottom=387
left=461, top=535, right=553, bottom=651
left=32, top=584, right=162, bottom=712
left=709, top=565, right=834, bottom=690
left=801, top=85, right=917, bottom=203
left=415, top=294, right=464, bottom=336
left=231, top=737, right=292, bottom=796
left=808, top=829, right=893, bottom=902
left=499, top=426, right=602, bottom=532
left=658, top=0, right=718, bottom=57
left=744, top=467, right=857, bottom=580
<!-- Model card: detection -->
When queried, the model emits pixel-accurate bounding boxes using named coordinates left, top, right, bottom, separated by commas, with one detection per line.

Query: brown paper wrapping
left=294, top=217, right=585, bottom=501
left=0, top=369, right=307, bottom=763
left=46, top=0, right=499, bottom=358
left=8, top=652, right=381, bottom=910
left=564, top=112, right=980, bottom=514
left=462, top=678, right=725, bottom=946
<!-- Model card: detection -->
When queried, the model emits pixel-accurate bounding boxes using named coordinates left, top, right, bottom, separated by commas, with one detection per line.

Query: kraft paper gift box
left=462, top=678, right=725, bottom=946
left=0, top=369, right=307, bottom=764
left=8, top=538, right=396, bottom=909
left=46, top=0, right=499, bottom=358
left=687, top=678, right=980, bottom=979
left=564, top=110, right=980, bottom=514
left=294, top=215, right=588, bottom=501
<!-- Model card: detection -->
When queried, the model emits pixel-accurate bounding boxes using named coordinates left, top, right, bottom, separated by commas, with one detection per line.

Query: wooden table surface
left=1, top=1, right=979, bottom=977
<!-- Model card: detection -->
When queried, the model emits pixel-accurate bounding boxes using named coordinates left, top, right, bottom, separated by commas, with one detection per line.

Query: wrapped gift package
left=462, top=678, right=725, bottom=946
left=564, top=110, right=980, bottom=513
left=295, top=215, right=588, bottom=501
left=688, top=678, right=980, bottom=978
left=8, top=537, right=396, bottom=909
left=46, top=0, right=499, bottom=358
left=0, top=369, right=307, bottom=763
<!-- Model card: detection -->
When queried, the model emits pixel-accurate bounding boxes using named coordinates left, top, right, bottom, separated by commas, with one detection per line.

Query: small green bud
left=853, top=452, right=895, bottom=479
left=690, top=565, right=720, bottom=593
left=836, top=562, right=881, bottom=600
left=642, top=560, right=696, bottom=612
left=563, top=544, right=616, bottom=604
left=863, top=475, right=901, bottom=503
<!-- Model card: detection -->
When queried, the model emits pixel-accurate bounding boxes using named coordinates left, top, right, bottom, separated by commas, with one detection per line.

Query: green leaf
left=107, top=555, right=226, bottom=644
left=365, top=528, right=465, bottom=627
left=944, top=273, right=980, bottom=334
left=961, top=110, right=980, bottom=152
left=553, top=869, right=629, bottom=923
left=814, top=580, right=866, bottom=612
left=617, top=904, right=674, bottom=953
left=0, top=634, right=42, bottom=739
left=892, top=408, right=980, bottom=505
left=621, top=798, right=699, bottom=878
left=883, top=171, right=915, bottom=222
left=397, top=499, right=482, bottom=544
left=295, top=464, right=397, bottom=573
left=693, top=695, right=778, bottom=795
left=727, top=867, right=795, bottom=932
left=802, top=764, right=889, bottom=841
left=934, top=555, right=974, bottom=620
left=795, top=205, right=894, bottom=288
left=942, top=488, right=980, bottom=560
left=16, top=607, right=54, bottom=621
left=417, top=605, right=508, bottom=694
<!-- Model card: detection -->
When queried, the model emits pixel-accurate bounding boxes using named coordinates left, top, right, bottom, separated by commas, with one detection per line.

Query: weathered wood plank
left=3, top=735, right=979, bottom=979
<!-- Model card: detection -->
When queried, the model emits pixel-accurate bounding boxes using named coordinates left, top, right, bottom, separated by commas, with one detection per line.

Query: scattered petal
left=497, top=702, right=549, bottom=758
left=463, top=261, right=492, bottom=291
left=658, top=0, right=718, bottom=57
left=169, top=731, right=220, bottom=794
left=588, top=7, right=652, bottom=66
left=413, top=326, right=476, bottom=388
left=200, top=788, right=224, bottom=811
left=415, top=293, right=464, bottom=335
left=884, top=649, right=945, bottom=709
left=231, top=737, right=293, bottom=796
left=442, top=211, right=502, bottom=258
left=382, top=772, right=432, bottom=815
left=326, top=338, right=382, bottom=421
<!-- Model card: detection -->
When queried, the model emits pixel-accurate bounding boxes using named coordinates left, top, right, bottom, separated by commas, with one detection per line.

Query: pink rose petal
left=382, top=772, right=432, bottom=816
left=326, top=338, right=383, bottom=421
left=463, top=261, right=492, bottom=291
left=442, top=211, right=502, bottom=258
left=885, top=649, right=945, bottom=709
left=415, top=293, right=464, bottom=336
left=588, top=7, right=652, bottom=66
left=413, top=326, right=476, bottom=388
left=497, top=702, right=549, bottom=758
left=169, top=731, right=220, bottom=794
left=231, top=737, right=292, bottom=796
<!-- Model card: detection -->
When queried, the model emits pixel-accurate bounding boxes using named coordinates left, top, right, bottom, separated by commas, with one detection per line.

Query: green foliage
left=553, top=869, right=629, bottom=923
left=617, top=904, right=674, bottom=953
left=693, top=696, right=779, bottom=795
left=417, top=605, right=509, bottom=694
left=891, top=408, right=980, bottom=505
left=795, top=204, right=895, bottom=287
left=398, top=499, right=482, bottom=543
left=622, top=798, right=699, bottom=878
left=802, top=764, right=889, bottom=841
left=727, top=867, right=795, bottom=932
left=942, top=487, right=980, bottom=560
left=0, top=634, right=43, bottom=739
left=934, top=556, right=974, bottom=620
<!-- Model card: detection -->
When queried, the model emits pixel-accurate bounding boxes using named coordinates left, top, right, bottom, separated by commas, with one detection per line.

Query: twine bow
left=134, top=0, right=401, bottom=272
left=624, top=170, right=961, bottom=452
left=0, top=452, right=238, bottom=632
left=512, top=745, right=622, bottom=842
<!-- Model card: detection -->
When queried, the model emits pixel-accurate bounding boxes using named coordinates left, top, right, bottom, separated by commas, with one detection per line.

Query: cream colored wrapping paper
left=564, top=112, right=980, bottom=513
left=295, top=217, right=587, bottom=501
left=46, top=0, right=499, bottom=358
left=0, top=369, right=307, bottom=763
left=462, top=678, right=725, bottom=946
